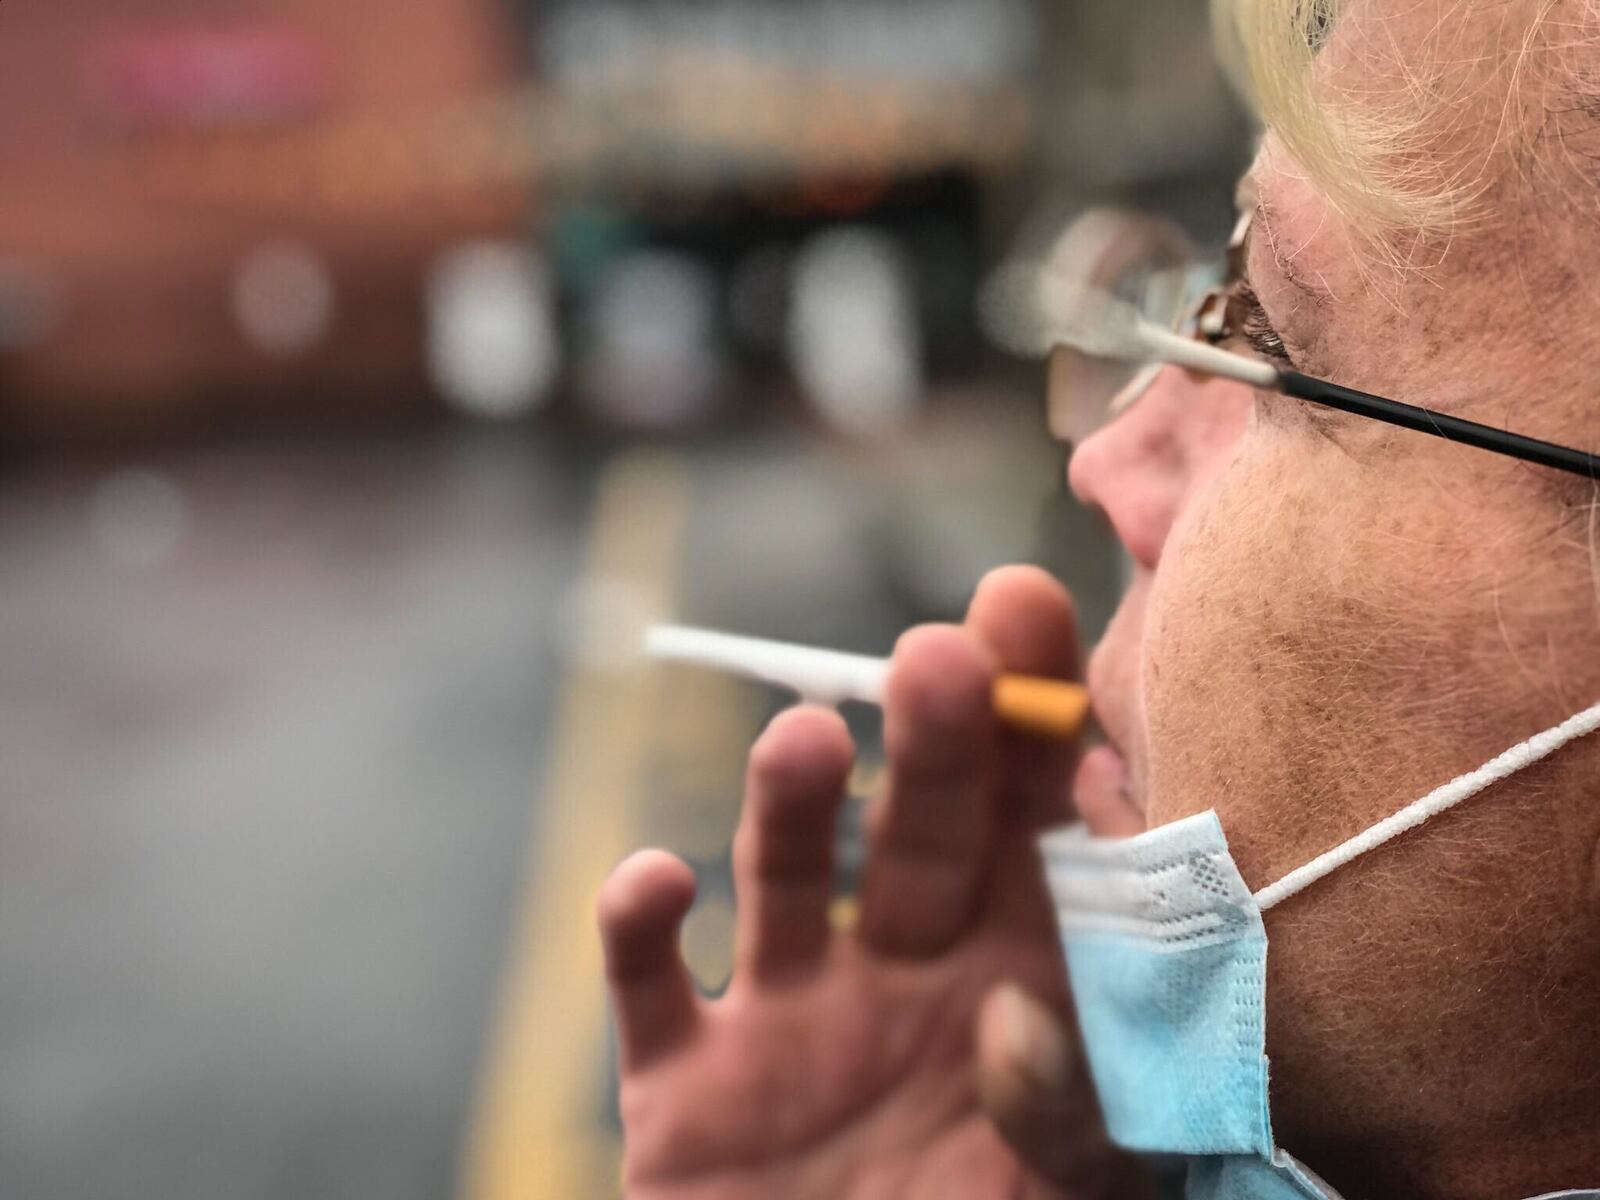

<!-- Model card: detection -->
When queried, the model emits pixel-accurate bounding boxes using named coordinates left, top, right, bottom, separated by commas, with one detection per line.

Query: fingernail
left=1000, top=987, right=1070, bottom=1092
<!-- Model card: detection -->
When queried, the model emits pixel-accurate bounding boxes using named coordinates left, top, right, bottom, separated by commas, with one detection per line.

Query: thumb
left=976, top=984, right=1154, bottom=1200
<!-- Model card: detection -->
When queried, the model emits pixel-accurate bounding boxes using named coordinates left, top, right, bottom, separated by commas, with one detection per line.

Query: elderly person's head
left=599, top=4, right=1600, bottom=1198
left=1071, top=0, right=1600, bottom=1189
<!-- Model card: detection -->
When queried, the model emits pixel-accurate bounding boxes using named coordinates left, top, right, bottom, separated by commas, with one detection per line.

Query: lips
left=1085, top=648, right=1133, bottom=761
left=1079, top=589, right=1149, bottom=835
left=1077, top=743, right=1129, bottom=799
left=1074, top=743, right=1145, bottom=837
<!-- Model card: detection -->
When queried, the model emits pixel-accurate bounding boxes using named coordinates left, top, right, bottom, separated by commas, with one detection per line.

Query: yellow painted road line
left=459, top=453, right=691, bottom=1200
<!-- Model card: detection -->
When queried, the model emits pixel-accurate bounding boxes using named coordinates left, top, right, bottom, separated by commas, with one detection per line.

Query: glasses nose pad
left=1048, top=351, right=1161, bottom=447
left=1049, top=346, right=1115, bottom=444
left=1109, top=364, right=1162, bottom=416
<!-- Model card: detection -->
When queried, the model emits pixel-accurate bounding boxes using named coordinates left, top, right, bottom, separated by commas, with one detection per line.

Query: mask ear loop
left=1253, top=700, right=1600, bottom=911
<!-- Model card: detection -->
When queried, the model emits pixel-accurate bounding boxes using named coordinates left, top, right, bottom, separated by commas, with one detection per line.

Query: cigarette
left=645, top=624, right=1090, bottom=742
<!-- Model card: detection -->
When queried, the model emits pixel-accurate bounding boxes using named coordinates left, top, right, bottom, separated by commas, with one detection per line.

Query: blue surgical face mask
left=1040, top=702, right=1600, bottom=1200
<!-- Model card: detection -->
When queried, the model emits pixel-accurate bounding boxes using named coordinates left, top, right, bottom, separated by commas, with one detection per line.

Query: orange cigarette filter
left=993, top=675, right=1091, bottom=741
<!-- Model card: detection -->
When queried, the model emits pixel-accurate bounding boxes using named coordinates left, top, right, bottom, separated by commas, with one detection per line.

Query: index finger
left=965, top=566, right=1081, bottom=831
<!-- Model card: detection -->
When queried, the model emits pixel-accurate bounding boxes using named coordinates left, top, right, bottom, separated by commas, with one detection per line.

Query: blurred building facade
left=0, top=0, right=529, bottom=442
left=0, top=0, right=1251, bottom=445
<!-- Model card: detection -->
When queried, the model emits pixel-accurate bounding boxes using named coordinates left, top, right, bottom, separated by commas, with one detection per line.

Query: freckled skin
left=1071, top=11, right=1600, bottom=1188
left=1122, top=131, right=1600, bottom=1199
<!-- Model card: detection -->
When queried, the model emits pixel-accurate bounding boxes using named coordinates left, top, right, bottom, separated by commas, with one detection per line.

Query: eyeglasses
left=1045, top=208, right=1600, bottom=481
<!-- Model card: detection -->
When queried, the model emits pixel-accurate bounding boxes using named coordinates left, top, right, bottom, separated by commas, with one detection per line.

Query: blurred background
left=0, top=2, right=1254, bottom=1197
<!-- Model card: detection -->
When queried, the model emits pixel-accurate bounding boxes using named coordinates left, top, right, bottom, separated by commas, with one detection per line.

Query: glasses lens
left=1047, top=277, right=1218, bottom=449
left=1038, top=211, right=1201, bottom=446
left=1053, top=279, right=1237, bottom=443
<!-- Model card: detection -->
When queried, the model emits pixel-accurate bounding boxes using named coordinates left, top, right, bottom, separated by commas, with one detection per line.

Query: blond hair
left=1209, top=0, right=1571, bottom=239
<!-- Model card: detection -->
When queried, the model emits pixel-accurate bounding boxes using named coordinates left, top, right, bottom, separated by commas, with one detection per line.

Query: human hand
left=599, top=567, right=1152, bottom=1198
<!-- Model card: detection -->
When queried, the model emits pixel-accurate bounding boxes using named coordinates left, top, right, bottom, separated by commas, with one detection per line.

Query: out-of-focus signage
left=542, top=0, right=1036, bottom=83
left=84, top=26, right=330, bottom=129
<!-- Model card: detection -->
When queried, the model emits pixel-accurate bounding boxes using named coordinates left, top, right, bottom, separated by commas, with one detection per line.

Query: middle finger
left=859, top=623, right=1000, bottom=958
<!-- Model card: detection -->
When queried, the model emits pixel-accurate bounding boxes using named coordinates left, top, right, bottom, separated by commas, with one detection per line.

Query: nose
left=1068, top=367, right=1253, bottom=570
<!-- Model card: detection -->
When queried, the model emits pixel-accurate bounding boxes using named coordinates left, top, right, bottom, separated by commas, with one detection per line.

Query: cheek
left=1139, top=444, right=1279, bottom=828
left=1132, top=357, right=1600, bottom=1143
left=1137, top=411, right=1600, bottom=884
left=1136, top=428, right=1377, bottom=878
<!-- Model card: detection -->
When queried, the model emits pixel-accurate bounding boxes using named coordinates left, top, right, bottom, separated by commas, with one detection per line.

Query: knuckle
left=748, top=712, right=851, bottom=798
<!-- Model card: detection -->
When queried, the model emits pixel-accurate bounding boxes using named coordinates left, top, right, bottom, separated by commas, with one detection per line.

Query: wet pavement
left=0, top=404, right=1116, bottom=1200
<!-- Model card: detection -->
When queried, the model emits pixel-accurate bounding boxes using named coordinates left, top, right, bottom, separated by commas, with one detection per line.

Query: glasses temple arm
left=1279, top=370, right=1600, bottom=481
